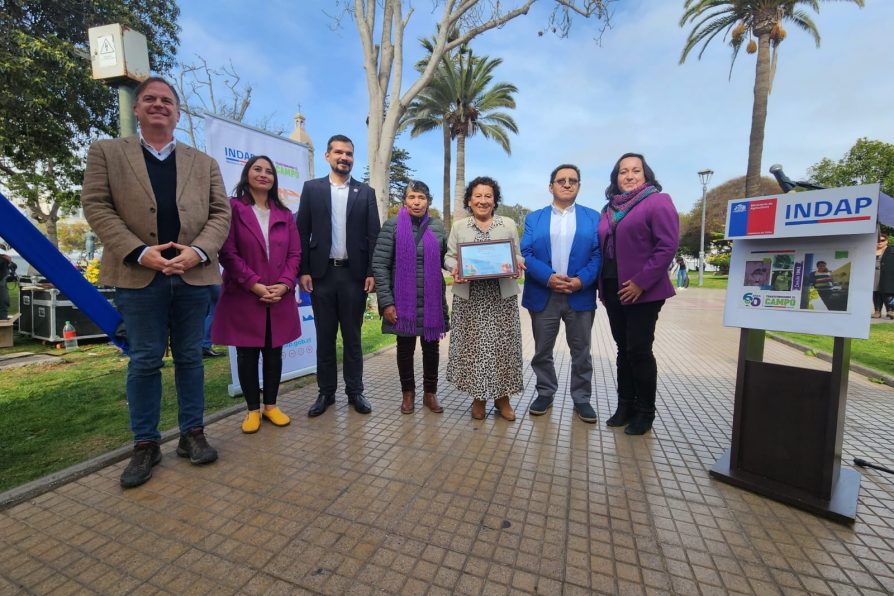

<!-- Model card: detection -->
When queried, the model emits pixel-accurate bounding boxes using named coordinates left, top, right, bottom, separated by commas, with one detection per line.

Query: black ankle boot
left=606, top=401, right=633, bottom=427
left=624, top=411, right=655, bottom=435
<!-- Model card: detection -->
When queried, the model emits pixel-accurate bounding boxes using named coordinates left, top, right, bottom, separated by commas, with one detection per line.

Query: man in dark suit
left=81, top=77, right=231, bottom=488
left=297, top=135, right=381, bottom=416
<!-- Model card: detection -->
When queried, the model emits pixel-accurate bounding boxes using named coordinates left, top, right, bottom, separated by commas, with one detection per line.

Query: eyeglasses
left=553, top=178, right=579, bottom=187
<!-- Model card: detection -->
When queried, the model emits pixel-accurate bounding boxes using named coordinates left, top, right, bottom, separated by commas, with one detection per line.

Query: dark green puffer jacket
left=371, top=215, right=450, bottom=336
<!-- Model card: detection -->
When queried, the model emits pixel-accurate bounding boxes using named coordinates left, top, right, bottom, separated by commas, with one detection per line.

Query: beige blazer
left=445, top=215, right=524, bottom=300
left=81, top=136, right=231, bottom=289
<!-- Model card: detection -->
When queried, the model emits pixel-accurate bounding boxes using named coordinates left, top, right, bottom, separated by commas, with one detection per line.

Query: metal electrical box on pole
left=87, top=24, right=150, bottom=138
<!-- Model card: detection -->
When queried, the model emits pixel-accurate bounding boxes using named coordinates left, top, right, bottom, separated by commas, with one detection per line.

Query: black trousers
left=601, top=277, right=664, bottom=415
left=396, top=335, right=439, bottom=393
left=236, top=308, right=283, bottom=410
left=310, top=266, right=366, bottom=396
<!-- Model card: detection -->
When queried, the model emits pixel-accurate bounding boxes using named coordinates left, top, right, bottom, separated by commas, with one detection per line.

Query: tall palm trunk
left=745, top=31, right=772, bottom=198
left=442, top=123, right=452, bottom=228
left=453, top=131, right=467, bottom=224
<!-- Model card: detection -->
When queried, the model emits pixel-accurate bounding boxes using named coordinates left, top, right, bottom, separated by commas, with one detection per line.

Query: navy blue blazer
left=296, top=176, right=380, bottom=281
left=520, top=203, right=602, bottom=312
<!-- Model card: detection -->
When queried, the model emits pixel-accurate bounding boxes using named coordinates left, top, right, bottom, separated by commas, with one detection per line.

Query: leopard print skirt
left=446, top=279, right=524, bottom=401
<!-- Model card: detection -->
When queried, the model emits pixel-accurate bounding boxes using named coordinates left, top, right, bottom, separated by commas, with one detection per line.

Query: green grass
left=771, top=325, right=894, bottom=378
left=681, top=272, right=729, bottom=290
left=0, top=313, right=394, bottom=493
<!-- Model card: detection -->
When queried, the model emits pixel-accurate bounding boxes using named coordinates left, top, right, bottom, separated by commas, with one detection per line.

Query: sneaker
left=573, top=402, right=598, bottom=424
left=120, top=442, right=161, bottom=489
left=528, top=395, right=554, bottom=416
left=176, top=428, right=218, bottom=464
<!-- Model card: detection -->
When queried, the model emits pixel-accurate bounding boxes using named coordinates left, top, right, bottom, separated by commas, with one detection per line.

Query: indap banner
left=204, top=114, right=317, bottom=395
left=725, top=184, right=880, bottom=240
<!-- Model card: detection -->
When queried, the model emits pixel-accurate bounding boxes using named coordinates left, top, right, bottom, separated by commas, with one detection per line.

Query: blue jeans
left=116, top=274, right=211, bottom=442
left=676, top=269, right=687, bottom=288
left=203, top=284, right=220, bottom=349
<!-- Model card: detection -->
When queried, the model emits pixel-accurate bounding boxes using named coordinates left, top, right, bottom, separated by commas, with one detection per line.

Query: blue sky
left=177, top=0, right=894, bottom=216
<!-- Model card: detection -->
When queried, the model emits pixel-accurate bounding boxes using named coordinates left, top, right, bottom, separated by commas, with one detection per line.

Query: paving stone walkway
left=2, top=288, right=894, bottom=595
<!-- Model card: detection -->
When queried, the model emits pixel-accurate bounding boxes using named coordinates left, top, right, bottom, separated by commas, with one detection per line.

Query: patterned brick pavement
left=2, top=288, right=894, bottom=594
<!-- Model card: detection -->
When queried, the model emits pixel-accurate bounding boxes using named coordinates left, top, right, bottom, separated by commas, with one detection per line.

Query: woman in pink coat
left=212, top=155, right=301, bottom=433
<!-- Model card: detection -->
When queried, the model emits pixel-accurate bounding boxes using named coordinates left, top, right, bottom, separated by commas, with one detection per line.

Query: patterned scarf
left=605, top=183, right=658, bottom=226
left=393, top=207, right=446, bottom=341
left=602, top=183, right=658, bottom=259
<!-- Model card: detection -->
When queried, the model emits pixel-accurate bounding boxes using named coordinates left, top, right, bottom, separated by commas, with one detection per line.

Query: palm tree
left=679, top=0, right=864, bottom=198
left=403, top=48, right=518, bottom=225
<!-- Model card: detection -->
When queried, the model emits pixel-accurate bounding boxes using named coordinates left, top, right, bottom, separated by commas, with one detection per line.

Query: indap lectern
left=711, top=183, right=894, bottom=523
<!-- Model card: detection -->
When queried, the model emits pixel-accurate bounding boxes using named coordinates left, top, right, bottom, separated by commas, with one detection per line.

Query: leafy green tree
left=678, top=175, right=781, bottom=257
left=808, top=138, right=894, bottom=197
left=679, top=0, right=864, bottom=199
left=0, top=0, right=180, bottom=245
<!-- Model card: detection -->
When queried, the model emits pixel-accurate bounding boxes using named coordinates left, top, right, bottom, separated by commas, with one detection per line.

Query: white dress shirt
left=329, top=176, right=350, bottom=259
left=138, top=131, right=176, bottom=161
left=252, top=205, right=271, bottom=257
left=549, top=202, right=577, bottom=277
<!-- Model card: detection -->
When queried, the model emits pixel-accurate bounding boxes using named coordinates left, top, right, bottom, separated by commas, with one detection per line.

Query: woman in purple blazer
left=212, top=156, right=301, bottom=433
left=598, top=153, right=679, bottom=435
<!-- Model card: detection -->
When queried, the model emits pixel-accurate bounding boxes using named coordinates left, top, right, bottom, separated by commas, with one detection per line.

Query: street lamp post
left=697, top=169, right=714, bottom=287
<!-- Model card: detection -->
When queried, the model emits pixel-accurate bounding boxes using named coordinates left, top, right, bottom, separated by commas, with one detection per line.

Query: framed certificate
left=456, top=239, right=518, bottom=280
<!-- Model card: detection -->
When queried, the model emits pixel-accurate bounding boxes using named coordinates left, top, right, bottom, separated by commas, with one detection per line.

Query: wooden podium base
left=711, top=449, right=861, bottom=524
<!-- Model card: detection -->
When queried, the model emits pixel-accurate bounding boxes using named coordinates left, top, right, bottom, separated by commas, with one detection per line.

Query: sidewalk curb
left=768, top=334, right=894, bottom=389
left=0, top=342, right=396, bottom=511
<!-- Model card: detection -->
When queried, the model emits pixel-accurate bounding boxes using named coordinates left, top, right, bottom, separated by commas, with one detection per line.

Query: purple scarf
left=393, top=207, right=446, bottom=341
left=602, top=183, right=657, bottom=259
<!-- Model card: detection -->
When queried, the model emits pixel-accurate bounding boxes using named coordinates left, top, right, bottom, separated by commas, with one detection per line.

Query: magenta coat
left=211, top=197, right=301, bottom=347
left=597, top=192, right=680, bottom=304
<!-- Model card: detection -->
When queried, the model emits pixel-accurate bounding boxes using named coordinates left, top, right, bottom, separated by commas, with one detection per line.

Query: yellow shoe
left=242, top=410, right=261, bottom=434
left=262, top=407, right=291, bottom=427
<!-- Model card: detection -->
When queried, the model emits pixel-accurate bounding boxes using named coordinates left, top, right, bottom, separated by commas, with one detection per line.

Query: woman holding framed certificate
left=371, top=180, right=449, bottom=414
left=598, top=153, right=679, bottom=435
left=445, top=176, right=525, bottom=421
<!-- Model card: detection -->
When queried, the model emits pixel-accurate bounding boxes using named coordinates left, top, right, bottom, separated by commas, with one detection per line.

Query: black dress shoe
left=202, top=347, right=221, bottom=358
left=308, top=393, right=335, bottom=417
left=347, top=393, right=372, bottom=414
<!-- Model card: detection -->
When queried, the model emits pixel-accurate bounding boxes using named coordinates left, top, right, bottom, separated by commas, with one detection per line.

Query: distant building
left=289, top=112, right=314, bottom=179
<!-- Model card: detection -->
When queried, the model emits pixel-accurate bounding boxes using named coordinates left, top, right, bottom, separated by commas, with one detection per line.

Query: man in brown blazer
left=82, top=77, right=230, bottom=489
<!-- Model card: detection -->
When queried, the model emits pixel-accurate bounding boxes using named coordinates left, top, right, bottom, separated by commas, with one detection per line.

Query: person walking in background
left=598, top=153, right=679, bottom=436
left=674, top=256, right=688, bottom=289
left=81, top=77, right=231, bottom=488
left=445, top=176, right=525, bottom=421
left=212, top=156, right=301, bottom=433
left=521, top=164, right=602, bottom=423
left=873, top=233, right=894, bottom=319
left=372, top=180, right=449, bottom=414
left=297, top=135, right=380, bottom=417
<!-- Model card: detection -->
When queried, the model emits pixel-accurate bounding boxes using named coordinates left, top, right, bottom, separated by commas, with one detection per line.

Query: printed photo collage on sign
left=740, top=248, right=851, bottom=313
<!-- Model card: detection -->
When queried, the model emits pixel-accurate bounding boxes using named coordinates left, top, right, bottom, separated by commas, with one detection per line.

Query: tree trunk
left=44, top=202, right=61, bottom=248
left=745, top=32, right=772, bottom=198
left=453, top=131, right=467, bottom=224
left=442, top=123, right=452, bottom=228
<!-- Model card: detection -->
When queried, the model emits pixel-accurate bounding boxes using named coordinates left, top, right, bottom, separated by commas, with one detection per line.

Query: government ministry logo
left=743, top=292, right=761, bottom=307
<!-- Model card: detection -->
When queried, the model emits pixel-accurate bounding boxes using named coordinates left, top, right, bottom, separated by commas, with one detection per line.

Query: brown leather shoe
left=494, top=396, right=516, bottom=422
left=401, top=390, right=415, bottom=414
left=423, top=392, right=443, bottom=413
left=471, top=399, right=486, bottom=420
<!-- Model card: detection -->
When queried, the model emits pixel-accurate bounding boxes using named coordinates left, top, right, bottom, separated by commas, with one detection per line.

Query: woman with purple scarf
left=372, top=180, right=449, bottom=414
left=598, top=153, right=679, bottom=435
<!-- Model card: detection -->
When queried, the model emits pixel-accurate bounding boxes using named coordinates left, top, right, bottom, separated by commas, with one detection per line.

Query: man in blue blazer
left=521, top=164, right=602, bottom=423
left=297, top=135, right=381, bottom=416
